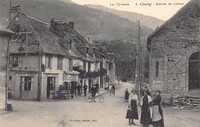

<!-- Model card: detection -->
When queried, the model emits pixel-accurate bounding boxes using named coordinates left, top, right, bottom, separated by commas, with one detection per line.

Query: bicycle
left=85, top=93, right=104, bottom=103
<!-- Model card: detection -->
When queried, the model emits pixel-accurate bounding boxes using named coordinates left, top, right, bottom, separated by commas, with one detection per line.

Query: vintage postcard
left=0, top=0, right=199, bottom=127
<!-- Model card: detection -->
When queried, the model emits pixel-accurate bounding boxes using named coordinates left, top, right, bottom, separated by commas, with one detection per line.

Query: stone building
left=6, top=12, right=115, bottom=100
left=8, top=12, right=81, bottom=100
left=148, top=0, right=200, bottom=95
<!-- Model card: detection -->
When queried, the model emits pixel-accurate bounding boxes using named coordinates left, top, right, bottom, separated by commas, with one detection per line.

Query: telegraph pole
left=9, top=0, right=12, bottom=24
left=141, top=46, right=145, bottom=91
left=5, top=0, right=12, bottom=111
left=5, top=38, right=11, bottom=111
left=37, top=43, right=42, bottom=101
left=135, top=20, right=141, bottom=99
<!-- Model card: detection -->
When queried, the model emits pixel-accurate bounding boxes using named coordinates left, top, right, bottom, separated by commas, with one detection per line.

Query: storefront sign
left=63, top=73, right=78, bottom=82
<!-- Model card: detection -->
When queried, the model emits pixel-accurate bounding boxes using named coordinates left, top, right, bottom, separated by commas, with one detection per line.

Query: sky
left=70, top=0, right=190, bottom=20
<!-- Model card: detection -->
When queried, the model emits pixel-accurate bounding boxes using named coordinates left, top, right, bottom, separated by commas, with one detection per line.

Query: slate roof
left=147, top=0, right=200, bottom=45
left=7, top=12, right=78, bottom=58
left=49, top=19, right=99, bottom=62
left=50, top=19, right=89, bottom=46
left=7, top=12, right=113, bottom=63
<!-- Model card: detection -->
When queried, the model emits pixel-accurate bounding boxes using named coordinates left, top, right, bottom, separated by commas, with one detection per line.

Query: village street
left=0, top=82, right=200, bottom=127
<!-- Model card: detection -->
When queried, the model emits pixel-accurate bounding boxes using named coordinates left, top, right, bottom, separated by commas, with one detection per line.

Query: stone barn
left=148, top=0, right=200, bottom=95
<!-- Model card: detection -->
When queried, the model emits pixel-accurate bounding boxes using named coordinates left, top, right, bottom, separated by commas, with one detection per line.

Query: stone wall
left=150, top=36, right=200, bottom=94
left=149, top=0, right=200, bottom=95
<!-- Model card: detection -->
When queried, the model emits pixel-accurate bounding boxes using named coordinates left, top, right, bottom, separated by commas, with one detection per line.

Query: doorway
left=47, top=77, right=56, bottom=99
left=71, top=81, right=77, bottom=95
left=189, top=52, right=200, bottom=90
left=20, top=76, right=32, bottom=99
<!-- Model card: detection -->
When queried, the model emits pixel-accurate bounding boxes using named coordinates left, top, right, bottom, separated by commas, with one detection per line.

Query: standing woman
left=125, top=88, right=129, bottom=102
left=140, top=90, right=152, bottom=127
left=152, top=90, right=164, bottom=127
left=126, top=89, right=139, bottom=125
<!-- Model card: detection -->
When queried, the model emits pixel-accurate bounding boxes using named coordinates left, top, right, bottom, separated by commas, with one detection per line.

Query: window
left=21, top=77, right=32, bottom=91
left=57, top=56, right=63, bottom=70
left=46, top=55, right=52, bottom=69
left=189, top=52, right=200, bottom=90
left=69, top=59, right=73, bottom=71
left=155, top=61, right=159, bottom=77
left=12, top=56, right=18, bottom=67
left=88, top=62, right=91, bottom=72
left=69, top=41, right=72, bottom=50
left=83, top=61, right=86, bottom=71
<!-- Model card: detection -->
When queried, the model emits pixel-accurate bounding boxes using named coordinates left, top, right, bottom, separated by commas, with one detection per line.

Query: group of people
left=71, top=81, right=99, bottom=98
left=125, top=89, right=164, bottom=127
left=70, top=83, right=82, bottom=97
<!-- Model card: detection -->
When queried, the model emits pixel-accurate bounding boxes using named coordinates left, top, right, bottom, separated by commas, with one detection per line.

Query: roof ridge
left=25, top=14, right=49, bottom=26
left=147, top=0, right=193, bottom=42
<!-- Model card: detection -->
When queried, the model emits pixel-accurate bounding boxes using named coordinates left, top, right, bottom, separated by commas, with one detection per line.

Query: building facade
left=7, top=12, right=115, bottom=100
left=148, top=0, right=200, bottom=95
left=8, top=13, right=80, bottom=99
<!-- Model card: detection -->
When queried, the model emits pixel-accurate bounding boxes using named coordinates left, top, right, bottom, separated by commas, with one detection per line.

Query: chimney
left=10, top=5, right=20, bottom=22
left=69, top=22, right=74, bottom=29
left=50, top=18, right=56, bottom=29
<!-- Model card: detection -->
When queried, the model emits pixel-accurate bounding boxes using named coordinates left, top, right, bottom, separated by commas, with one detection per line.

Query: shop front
left=63, top=71, right=79, bottom=96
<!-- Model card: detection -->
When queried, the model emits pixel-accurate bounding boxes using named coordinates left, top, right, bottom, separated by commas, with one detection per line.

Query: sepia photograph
left=0, top=0, right=199, bottom=127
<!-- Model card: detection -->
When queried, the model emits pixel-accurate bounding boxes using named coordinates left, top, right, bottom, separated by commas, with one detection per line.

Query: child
left=125, top=88, right=129, bottom=102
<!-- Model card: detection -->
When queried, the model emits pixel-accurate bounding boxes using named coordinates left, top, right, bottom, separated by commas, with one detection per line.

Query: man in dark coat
left=112, top=85, right=115, bottom=95
left=83, top=82, right=88, bottom=96
left=70, top=85, right=74, bottom=98
left=77, top=83, right=81, bottom=96
left=95, top=81, right=99, bottom=92
left=91, top=84, right=97, bottom=102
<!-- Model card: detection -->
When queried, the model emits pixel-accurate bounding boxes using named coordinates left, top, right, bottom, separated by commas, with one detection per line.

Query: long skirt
left=140, top=107, right=152, bottom=125
left=152, top=105, right=164, bottom=127
left=152, top=120, right=164, bottom=127
left=126, top=100, right=138, bottom=119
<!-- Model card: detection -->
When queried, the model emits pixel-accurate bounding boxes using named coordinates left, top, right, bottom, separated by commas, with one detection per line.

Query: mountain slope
left=0, top=0, right=152, bottom=41
left=86, top=5, right=164, bottom=30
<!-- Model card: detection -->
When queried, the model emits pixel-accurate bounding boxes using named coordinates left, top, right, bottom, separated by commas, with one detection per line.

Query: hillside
left=86, top=5, right=165, bottom=30
left=94, top=40, right=136, bottom=78
left=0, top=0, right=153, bottom=42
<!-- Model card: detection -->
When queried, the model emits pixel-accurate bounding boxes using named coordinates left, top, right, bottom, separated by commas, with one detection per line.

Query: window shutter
left=28, top=77, right=32, bottom=91
left=45, top=56, right=48, bottom=69
left=49, top=56, right=52, bottom=68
